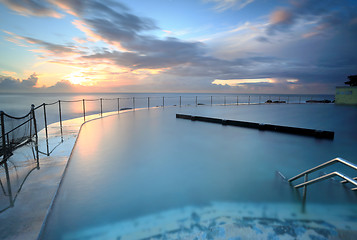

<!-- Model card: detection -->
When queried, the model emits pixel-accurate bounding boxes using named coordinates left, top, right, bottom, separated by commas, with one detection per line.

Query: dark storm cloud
left=0, top=73, right=38, bottom=90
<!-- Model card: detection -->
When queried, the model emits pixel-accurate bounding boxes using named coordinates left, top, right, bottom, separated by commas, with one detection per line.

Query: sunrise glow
left=0, top=0, right=356, bottom=93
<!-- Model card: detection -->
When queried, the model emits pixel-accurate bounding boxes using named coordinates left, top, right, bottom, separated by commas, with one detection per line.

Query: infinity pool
left=40, top=104, right=357, bottom=239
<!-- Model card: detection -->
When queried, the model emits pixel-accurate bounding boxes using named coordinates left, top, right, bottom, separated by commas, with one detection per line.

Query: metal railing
left=0, top=94, right=334, bottom=212
left=288, top=157, right=357, bottom=212
left=288, top=157, right=357, bottom=189
left=1, top=94, right=335, bottom=162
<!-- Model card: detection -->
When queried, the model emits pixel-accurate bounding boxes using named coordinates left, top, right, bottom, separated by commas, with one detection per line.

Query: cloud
left=270, top=9, right=292, bottom=25
left=267, top=0, right=357, bottom=36
left=47, top=80, right=77, bottom=91
left=1, top=0, right=356, bottom=94
left=4, top=31, right=82, bottom=58
left=0, top=0, right=62, bottom=18
left=212, top=78, right=275, bottom=86
left=0, top=73, right=38, bottom=91
left=204, top=0, right=254, bottom=12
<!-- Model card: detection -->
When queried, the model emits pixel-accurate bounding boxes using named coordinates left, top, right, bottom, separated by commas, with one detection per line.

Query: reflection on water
left=41, top=104, right=357, bottom=239
left=0, top=145, right=39, bottom=213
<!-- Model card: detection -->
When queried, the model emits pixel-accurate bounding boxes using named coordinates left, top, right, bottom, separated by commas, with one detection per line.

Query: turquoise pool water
left=40, top=104, right=357, bottom=239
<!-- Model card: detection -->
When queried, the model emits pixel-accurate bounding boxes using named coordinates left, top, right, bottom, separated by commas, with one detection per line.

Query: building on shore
left=335, top=75, right=357, bottom=105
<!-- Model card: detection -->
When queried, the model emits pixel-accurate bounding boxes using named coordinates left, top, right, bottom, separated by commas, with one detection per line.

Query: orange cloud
left=270, top=9, right=292, bottom=24
left=72, top=20, right=128, bottom=52
left=72, top=20, right=102, bottom=42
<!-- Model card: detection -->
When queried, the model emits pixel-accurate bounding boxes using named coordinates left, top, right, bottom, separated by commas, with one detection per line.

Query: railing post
left=1, top=111, right=13, bottom=207
left=211, top=96, right=213, bottom=106
left=31, top=104, right=39, bottom=169
left=179, top=96, right=181, bottom=107
left=100, top=98, right=103, bottom=117
left=148, top=97, right=150, bottom=109
left=1, top=111, right=6, bottom=159
left=58, top=101, right=63, bottom=142
left=133, top=97, right=135, bottom=110
left=302, top=173, right=308, bottom=212
left=117, top=98, right=120, bottom=113
left=82, top=99, right=86, bottom=122
left=163, top=96, right=164, bottom=107
left=6, top=133, right=10, bottom=153
left=43, top=104, right=49, bottom=156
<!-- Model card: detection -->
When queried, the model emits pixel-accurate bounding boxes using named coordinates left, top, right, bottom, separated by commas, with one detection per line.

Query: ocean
left=0, top=92, right=334, bottom=127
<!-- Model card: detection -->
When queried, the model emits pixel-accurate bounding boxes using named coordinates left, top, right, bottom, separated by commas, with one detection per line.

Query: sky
left=0, top=0, right=356, bottom=94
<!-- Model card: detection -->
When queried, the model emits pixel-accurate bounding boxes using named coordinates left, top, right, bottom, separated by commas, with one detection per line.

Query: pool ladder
left=289, top=157, right=357, bottom=191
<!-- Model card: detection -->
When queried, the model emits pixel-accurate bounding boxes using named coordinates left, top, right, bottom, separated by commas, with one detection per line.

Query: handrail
left=341, top=176, right=357, bottom=184
left=294, top=171, right=357, bottom=191
left=288, top=157, right=357, bottom=182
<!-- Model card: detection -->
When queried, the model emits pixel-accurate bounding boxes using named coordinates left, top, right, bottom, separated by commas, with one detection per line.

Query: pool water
left=40, top=104, right=357, bottom=239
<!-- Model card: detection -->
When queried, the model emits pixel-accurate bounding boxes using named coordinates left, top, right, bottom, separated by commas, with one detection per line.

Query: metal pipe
left=58, top=100, right=63, bottom=142
left=1, top=111, right=6, bottom=160
left=6, top=133, right=10, bottom=153
left=82, top=99, right=86, bottom=122
left=289, top=157, right=357, bottom=182
left=31, top=104, right=39, bottom=168
left=117, top=98, right=120, bottom=113
left=43, top=104, right=49, bottom=156
left=295, top=171, right=357, bottom=189
left=341, top=176, right=357, bottom=184
left=302, top=174, right=308, bottom=199
left=100, top=98, right=103, bottom=117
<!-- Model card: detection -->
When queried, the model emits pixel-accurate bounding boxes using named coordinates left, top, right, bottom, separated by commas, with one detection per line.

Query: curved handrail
left=288, top=157, right=357, bottom=182
left=294, top=171, right=357, bottom=190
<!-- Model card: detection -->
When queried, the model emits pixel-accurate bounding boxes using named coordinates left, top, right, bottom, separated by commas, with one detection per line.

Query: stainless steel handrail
left=294, top=171, right=357, bottom=191
left=341, top=176, right=357, bottom=184
left=288, top=157, right=357, bottom=182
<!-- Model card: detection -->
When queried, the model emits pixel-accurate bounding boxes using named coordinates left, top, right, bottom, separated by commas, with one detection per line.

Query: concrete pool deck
left=0, top=109, right=134, bottom=239
left=0, top=104, right=357, bottom=240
